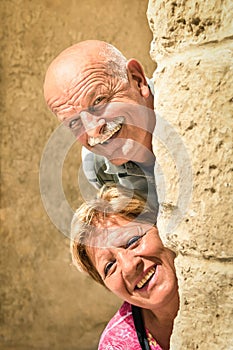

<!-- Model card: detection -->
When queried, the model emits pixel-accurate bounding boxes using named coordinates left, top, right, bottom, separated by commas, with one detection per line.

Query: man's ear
left=126, top=59, right=150, bottom=98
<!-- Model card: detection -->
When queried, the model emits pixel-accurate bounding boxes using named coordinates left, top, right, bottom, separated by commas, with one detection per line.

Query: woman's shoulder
left=98, top=301, right=140, bottom=350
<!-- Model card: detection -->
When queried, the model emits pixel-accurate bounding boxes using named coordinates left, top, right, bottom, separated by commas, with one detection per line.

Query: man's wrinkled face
left=46, top=61, right=155, bottom=166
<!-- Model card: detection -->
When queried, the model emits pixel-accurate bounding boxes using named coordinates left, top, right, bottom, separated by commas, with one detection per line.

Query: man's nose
left=80, top=111, right=105, bottom=138
left=117, top=249, right=142, bottom=278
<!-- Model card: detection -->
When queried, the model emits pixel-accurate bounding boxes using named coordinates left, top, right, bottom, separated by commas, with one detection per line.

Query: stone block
left=153, top=45, right=233, bottom=258
left=171, top=255, right=233, bottom=349
left=148, top=0, right=233, bottom=57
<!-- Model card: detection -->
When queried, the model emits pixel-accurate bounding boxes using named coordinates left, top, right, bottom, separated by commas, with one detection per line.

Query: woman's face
left=87, top=216, right=178, bottom=310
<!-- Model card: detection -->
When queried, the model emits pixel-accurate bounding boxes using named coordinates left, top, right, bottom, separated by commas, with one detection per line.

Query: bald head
left=43, top=40, right=128, bottom=111
left=43, top=40, right=155, bottom=166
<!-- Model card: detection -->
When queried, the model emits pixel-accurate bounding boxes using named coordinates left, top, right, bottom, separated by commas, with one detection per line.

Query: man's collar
left=104, top=159, right=155, bottom=179
left=105, top=159, right=145, bottom=176
left=104, top=160, right=126, bottom=174
left=146, top=77, right=155, bottom=96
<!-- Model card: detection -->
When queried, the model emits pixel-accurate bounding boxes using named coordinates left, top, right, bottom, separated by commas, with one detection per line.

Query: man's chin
left=109, top=158, right=128, bottom=166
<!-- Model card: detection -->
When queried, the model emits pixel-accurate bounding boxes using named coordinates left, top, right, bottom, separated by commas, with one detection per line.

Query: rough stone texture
left=148, top=0, right=233, bottom=348
left=0, top=1, right=155, bottom=349
left=148, top=0, right=233, bottom=56
left=174, top=256, right=233, bottom=349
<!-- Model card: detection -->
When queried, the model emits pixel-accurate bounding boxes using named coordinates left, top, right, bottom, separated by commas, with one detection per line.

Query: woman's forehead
left=88, top=217, right=154, bottom=249
left=95, top=215, right=132, bottom=228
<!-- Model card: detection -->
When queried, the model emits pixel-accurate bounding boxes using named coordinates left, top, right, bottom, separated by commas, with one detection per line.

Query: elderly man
left=44, top=40, right=159, bottom=214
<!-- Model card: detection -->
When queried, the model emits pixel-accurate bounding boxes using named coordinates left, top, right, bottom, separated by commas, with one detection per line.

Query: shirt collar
left=105, top=159, right=155, bottom=178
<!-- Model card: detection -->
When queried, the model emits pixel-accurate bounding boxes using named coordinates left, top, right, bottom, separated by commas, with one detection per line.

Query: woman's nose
left=117, top=249, right=142, bottom=278
left=80, top=111, right=105, bottom=138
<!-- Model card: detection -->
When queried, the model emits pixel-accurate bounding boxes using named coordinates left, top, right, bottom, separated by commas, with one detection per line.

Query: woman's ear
left=126, top=59, right=150, bottom=98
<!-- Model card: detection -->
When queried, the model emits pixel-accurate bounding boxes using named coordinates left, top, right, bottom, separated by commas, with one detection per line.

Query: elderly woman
left=71, top=186, right=179, bottom=350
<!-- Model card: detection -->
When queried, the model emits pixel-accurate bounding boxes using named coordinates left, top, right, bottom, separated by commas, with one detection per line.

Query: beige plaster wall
left=0, top=1, right=155, bottom=349
left=147, top=0, right=233, bottom=348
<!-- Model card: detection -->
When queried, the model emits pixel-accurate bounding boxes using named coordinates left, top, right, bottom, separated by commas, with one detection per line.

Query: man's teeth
left=88, top=116, right=124, bottom=147
left=136, top=267, right=156, bottom=289
left=100, top=123, right=122, bottom=144
left=88, top=124, right=121, bottom=146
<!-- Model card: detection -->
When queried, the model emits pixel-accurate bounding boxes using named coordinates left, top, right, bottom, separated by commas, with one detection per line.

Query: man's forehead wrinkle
left=44, top=60, right=78, bottom=109
left=47, top=85, right=76, bottom=115
left=46, top=39, right=124, bottom=90
left=50, top=74, right=109, bottom=119
left=46, top=66, right=102, bottom=114
left=48, top=42, right=115, bottom=88
left=67, top=66, right=112, bottom=106
left=45, top=40, right=125, bottom=115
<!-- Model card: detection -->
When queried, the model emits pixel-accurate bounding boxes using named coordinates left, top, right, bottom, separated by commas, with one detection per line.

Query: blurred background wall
left=0, top=1, right=155, bottom=349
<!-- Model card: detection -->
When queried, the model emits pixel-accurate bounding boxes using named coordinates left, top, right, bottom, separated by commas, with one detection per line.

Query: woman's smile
left=86, top=216, right=177, bottom=311
left=135, top=265, right=157, bottom=290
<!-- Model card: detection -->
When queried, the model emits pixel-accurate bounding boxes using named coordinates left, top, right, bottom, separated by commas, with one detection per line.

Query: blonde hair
left=70, top=185, right=156, bottom=286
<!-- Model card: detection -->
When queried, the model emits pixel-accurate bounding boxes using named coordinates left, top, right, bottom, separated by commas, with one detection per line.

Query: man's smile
left=88, top=116, right=125, bottom=146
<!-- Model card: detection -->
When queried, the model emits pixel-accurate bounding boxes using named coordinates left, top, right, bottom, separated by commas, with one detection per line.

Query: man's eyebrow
left=88, top=91, right=96, bottom=101
left=58, top=109, right=79, bottom=122
left=87, top=85, right=108, bottom=102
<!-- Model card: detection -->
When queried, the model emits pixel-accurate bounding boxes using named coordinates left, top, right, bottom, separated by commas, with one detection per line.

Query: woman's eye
left=104, top=261, right=115, bottom=276
left=126, top=236, right=141, bottom=248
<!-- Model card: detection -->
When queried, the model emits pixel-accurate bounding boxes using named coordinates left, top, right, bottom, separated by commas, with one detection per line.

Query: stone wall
left=147, top=0, right=233, bottom=349
left=0, top=1, right=155, bottom=350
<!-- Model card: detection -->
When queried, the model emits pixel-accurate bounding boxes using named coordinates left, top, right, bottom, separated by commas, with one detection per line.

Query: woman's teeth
left=136, top=267, right=156, bottom=289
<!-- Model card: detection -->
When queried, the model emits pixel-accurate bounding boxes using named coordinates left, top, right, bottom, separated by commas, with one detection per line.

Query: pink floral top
left=98, top=301, right=163, bottom=350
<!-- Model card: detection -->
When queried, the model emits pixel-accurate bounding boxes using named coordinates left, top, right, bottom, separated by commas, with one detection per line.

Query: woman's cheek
left=105, top=278, right=124, bottom=297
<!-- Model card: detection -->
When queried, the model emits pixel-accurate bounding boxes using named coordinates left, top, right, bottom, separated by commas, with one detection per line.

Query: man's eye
left=93, top=96, right=105, bottom=105
left=88, top=97, right=105, bottom=112
left=69, top=118, right=81, bottom=129
left=126, top=236, right=141, bottom=248
left=104, top=260, right=115, bottom=276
